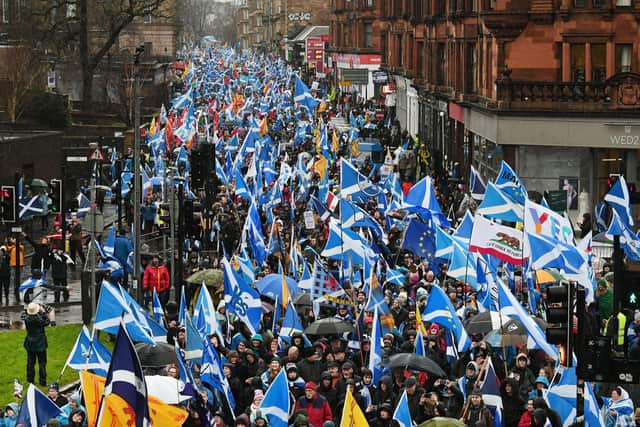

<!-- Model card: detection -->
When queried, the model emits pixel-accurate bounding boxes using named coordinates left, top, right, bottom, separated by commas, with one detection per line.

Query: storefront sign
left=610, top=126, right=640, bottom=145
left=332, top=53, right=381, bottom=66
left=304, top=210, right=315, bottom=229
left=306, top=38, right=325, bottom=74
left=381, top=82, right=396, bottom=94
left=372, top=70, right=389, bottom=84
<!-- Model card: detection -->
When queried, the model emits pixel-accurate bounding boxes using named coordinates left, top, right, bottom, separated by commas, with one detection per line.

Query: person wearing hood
left=57, top=393, right=86, bottom=426
left=597, top=278, right=614, bottom=325
left=458, top=361, right=479, bottom=400
left=603, top=386, right=636, bottom=427
left=461, top=388, right=493, bottom=427
left=0, top=403, right=19, bottom=427
left=510, top=353, right=536, bottom=401
left=532, top=397, right=562, bottom=427
left=371, top=403, right=394, bottom=427
left=529, top=376, right=549, bottom=400
left=501, top=378, right=525, bottom=427
left=63, top=408, right=85, bottom=427
left=531, top=408, right=549, bottom=427
left=286, top=364, right=307, bottom=400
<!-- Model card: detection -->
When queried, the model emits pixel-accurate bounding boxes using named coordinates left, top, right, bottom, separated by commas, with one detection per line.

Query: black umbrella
left=135, top=342, right=178, bottom=368
left=382, top=353, right=447, bottom=377
left=293, top=292, right=312, bottom=307
left=304, top=318, right=355, bottom=335
left=463, top=311, right=512, bottom=335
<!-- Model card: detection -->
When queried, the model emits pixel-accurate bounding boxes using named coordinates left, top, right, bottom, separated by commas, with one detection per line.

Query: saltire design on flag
left=311, top=195, right=332, bottom=222
left=152, top=289, right=164, bottom=325
left=480, top=357, right=503, bottom=427
left=294, top=75, right=320, bottom=113
left=245, top=201, right=268, bottom=266
left=604, top=175, right=633, bottom=227
left=435, top=225, right=455, bottom=260
left=279, top=301, right=305, bottom=337
left=183, top=313, right=204, bottom=364
left=18, top=273, right=45, bottom=292
left=19, top=195, right=46, bottom=219
left=392, top=390, right=412, bottom=427
left=365, top=269, right=395, bottom=334
left=414, top=326, right=426, bottom=356
left=178, top=285, right=186, bottom=326
left=524, top=199, right=574, bottom=244
left=384, top=267, right=406, bottom=286
left=447, top=242, right=478, bottom=289
left=401, top=218, right=436, bottom=259
left=594, top=200, right=608, bottom=233
left=421, top=285, right=471, bottom=352
left=454, top=210, right=475, bottom=240
left=298, top=259, right=313, bottom=290
left=322, top=218, right=373, bottom=266
left=340, top=198, right=385, bottom=239
left=222, top=257, right=262, bottom=336
left=95, top=322, right=151, bottom=427
left=77, top=192, right=92, bottom=217
left=606, top=210, right=640, bottom=262
left=470, top=215, right=526, bottom=265
left=200, top=335, right=236, bottom=410
left=368, top=306, right=383, bottom=385
left=546, top=367, right=578, bottom=427
left=470, top=165, right=486, bottom=202
left=259, top=368, right=290, bottom=427
left=193, top=283, right=223, bottom=341
left=526, top=232, right=585, bottom=274
left=65, top=325, right=111, bottom=376
left=403, top=175, right=450, bottom=228
left=495, top=160, right=528, bottom=205
left=340, top=157, right=380, bottom=202
left=584, top=380, right=604, bottom=427
left=16, top=384, right=62, bottom=426
left=476, top=257, right=497, bottom=312
left=477, top=182, right=524, bottom=223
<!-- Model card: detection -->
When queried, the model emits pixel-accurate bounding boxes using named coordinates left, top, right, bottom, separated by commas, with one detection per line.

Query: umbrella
left=185, top=269, right=223, bottom=288
left=28, top=178, right=49, bottom=191
left=463, top=311, right=512, bottom=335
left=535, top=269, right=564, bottom=284
left=255, top=274, right=302, bottom=301
left=418, top=417, right=466, bottom=427
left=381, top=353, right=447, bottom=378
left=484, top=319, right=528, bottom=347
left=304, top=318, right=355, bottom=335
left=135, top=342, right=178, bottom=368
left=293, top=292, right=312, bottom=307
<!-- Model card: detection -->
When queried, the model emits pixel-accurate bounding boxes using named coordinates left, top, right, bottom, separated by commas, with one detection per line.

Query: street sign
left=67, top=156, right=88, bottom=162
left=89, top=148, right=105, bottom=162
left=11, top=226, right=22, bottom=233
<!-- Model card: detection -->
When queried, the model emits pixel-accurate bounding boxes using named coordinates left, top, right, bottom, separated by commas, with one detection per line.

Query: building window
left=437, top=0, right=446, bottom=15
left=365, top=0, right=374, bottom=7
left=399, top=34, right=404, bottom=66
left=592, top=0, right=606, bottom=7
left=256, top=15, right=261, bottom=26
left=466, top=43, right=477, bottom=93
left=571, top=44, right=585, bottom=82
left=617, top=0, right=631, bottom=5
left=437, top=43, right=446, bottom=85
left=381, top=31, right=388, bottom=64
left=2, top=0, right=8, bottom=22
left=394, top=0, right=402, bottom=15
left=616, top=44, right=632, bottom=72
left=574, top=0, right=585, bottom=7
left=66, top=0, right=76, bottom=17
left=591, top=43, right=606, bottom=82
left=364, top=23, right=373, bottom=48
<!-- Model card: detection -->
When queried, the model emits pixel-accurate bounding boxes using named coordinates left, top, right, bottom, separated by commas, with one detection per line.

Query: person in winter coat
left=501, top=377, right=525, bottom=427
left=0, top=246, right=11, bottom=306
left=296, top=347, right=323, bottom=384
left=23, top=233, right=51, bottom=272
left=518, top=399, right=535, bottom=427
left=294, top=382, right=332, bottom=427
left=510, top=353, right=536, bottom=401
left=532, top=397, right=562, bottom=427
left=0, top=403, right=19, bottom=427
left=49, top=249, right=69, bottom=303
left=461, top=389, right=493, bottom=427
left=22, top=302, right=51, bottom=386
left=457, top=361, right=479, bottom=400
left=64, top=408, right=86, bottom=427
left=375, top=376, right=397, bottom=410
left=371, top=403, right=394, bottom=427
left=142, top=255, right=170, bottom=306
left=602, top=386, right=636, bottom=427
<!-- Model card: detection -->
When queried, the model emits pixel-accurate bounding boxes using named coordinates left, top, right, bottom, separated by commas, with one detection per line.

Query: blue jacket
left=113, top=236, right=133, bottom=267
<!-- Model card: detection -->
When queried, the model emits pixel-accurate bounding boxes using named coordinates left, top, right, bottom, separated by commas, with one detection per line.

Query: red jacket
left=295, top=394, right=332, bottom=427
left=143, top=264, right=170, bottom=292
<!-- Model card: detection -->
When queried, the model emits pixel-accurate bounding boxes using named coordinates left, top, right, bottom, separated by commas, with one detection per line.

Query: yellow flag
left=149, top=116, right=157, bottom=136
left=281, top=271, right=291, bottom=306
left=311, top=155, right=328, bottom=181
left=318, top=99, right=327, bottom=113
left=259, top=117, right=268, bottom=137
left=332, top=129, right=340, bottom=154
left=340, top=389, right=369, bottom=427
left=97, top=394, right=138, bottom=427
left=80, top=371, right=105, bottom=427
left=415, top=303, right=429, bottom=335
left=148, top=396, right=188, bottom=427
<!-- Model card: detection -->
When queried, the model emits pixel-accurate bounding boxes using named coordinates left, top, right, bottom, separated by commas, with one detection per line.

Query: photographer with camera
left=21, top=302, right=54, bottom=386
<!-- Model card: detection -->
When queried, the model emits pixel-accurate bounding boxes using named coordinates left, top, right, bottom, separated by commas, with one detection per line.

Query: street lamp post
left=133, top=45, right=144, bottom=303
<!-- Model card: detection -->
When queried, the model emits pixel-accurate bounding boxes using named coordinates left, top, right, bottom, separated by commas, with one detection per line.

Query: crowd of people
left=1, top=41, right=639, bottom=427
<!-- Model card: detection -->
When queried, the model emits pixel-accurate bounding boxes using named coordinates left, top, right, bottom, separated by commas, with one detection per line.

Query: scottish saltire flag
left=392, top=390, right=412, bottom=427
left=365, top=272, right=395, bottom=335
left=435, top=225, right=455, bottom=260
left=234, top=251, right=256, bottom=284
left=184, top=313, right=203, bottom=364
left=340, top=198, right=384, bottom=238
left=245, top=201, right=268, bottom=266
left=259, top=368, right=290, bottom=427
left=384, top=267, right=406, bottom=286
left=94, top=281, right=155, bottom=345
left=414, top=326, right=426, bottom=356
left=172, top=88, right=192, bottom=110
left=447, top=242, right=478, bottom=289
left=77, top=192, right=92, bottom=218
left=16, top=384, right=62, bottom=427
left=193, top=283, right=223, bottom=341
left=311, top=195, right=332, bottom=222
left=605, top=175, right=633, bottom=227
left=495, top=161, right=528, bottom=205
left=340, top=157, right=379, bottom=202
left=476, top=258, right=497, bottom=312
left=18, top=273, right=45, bottom=292
left=103, top=225, right=116, bottom=256
left=298, top=259, right=313, bottom=290
left=478, top=182, right=524, bottom=222
left=494, top=270, right=558, bottom=359
left=96, top=322, right=151, bottom=427
left=384, top=172, right=404, bottom=204
left=322, top=218, right=373, bottom=265
left=152, top=289, right=164, bottom=325
left=368, top=306, right=383, bottom=385
left=470, top=166, right=486, bottom=202
left=401, top=218, right=436, bottom=259
left=19, top=195, right=46, bottom=218
left=178, top=285, right=186, bottom=326
left=403, top=176, right=450, bottom=228
left=606, top=210, right=640, bottom=262
left=421, top=285, right=471, bottom=352
left=584, top=381, right=605, bottom=427
left=454, top=210, right=474, bottom=240
left=527, top=232, right=585, bottom=274
left=222, top=257, right=262, bottom=336
left=594, top=200, right=608, bottom=233
left=279, top=301, right=304, bottom=337
left=294, top=75, right=319, bottom=113
left=234, top=168, right=252, bottom=201
left=65, top=325, right=111, bottom=376
left=546, top=367, right=577, bottom=426
left=201, top=336, right=235, bottom=410
left=480, top=357, right=503, bottom=427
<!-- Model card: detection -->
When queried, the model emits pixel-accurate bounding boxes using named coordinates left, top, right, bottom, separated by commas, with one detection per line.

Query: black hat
left=321, top=372, right=332, bottom=381
left=48, top=383, right=59, bottom=391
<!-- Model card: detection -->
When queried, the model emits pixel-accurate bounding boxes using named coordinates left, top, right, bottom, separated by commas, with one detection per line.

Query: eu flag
left=401, top=219, right=436, bottom=259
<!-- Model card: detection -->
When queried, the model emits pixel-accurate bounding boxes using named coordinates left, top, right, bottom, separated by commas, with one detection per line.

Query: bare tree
left=0, top=46, right=47, bottom=122
left=177, top=0, right=238, bottom=44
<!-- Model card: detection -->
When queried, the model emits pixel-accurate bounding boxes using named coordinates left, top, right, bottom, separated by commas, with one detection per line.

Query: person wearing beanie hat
left=323, top=422, right=335, bottom=427
left=294, top=379, right=332, bottom=427
left=286, top=365, right=307, bottom=400
left=529, top=376, right=550, bottom=399
left=47, top=382, right=68, bottom=407
left=297, top=346, right=323, bottom=384
left=247, top=389, right=265, bottom=423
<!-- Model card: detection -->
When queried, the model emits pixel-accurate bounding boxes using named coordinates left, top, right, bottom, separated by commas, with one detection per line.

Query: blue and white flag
left=184, top=313, right=203, bottom=364
left=414, top=326, right=426, bottom=357
left=421, top=285, right=471, bottom=352
left=527, top=232, right=586, bottom=274
left=480, top=357, right=503, bottom=427
left=322, top=218, right=373, bottom=266
left=19, top=195, right=46, bottom=219
left=259, top=368, right=290, bottom=427
left=606, top=210, right=640, bottom=262
left=477, top=182, right=524, bottom=222
left=298, top=259, right=313, bottom=290
left=594, top=200, right=609, bottom=233
left=234, top=167, right=252, bottom=201
left=245, top=201, right=268, bottom=266
left=447, top=243, right=478, bottom=289
left=96, top=322, right=151, bottom=427
left=470, top=166, right=486, bottom=202
left=403, top=176, right=450, bottom=228
left=604, top=175, right=633, bottom=227
left=103, top=225, right=116, bottom=256
left=222, top=257, right=262, bottom=336
left=280, top=301, right=305, bottom=337
left=178, top=285, right=186, bottom=326
left=77, top=192, right=92, bottom=218
left=454, top=210, right=474, bottom=240
left=584, top=381, right=604, bottom=427
left=368, top=306, right=383, bottom=385
left=495, top=161, right=528, bottom=205
left=546, top=367, right=577, bottom=426
left=340, top=157, right=380, bottom=202
left=193, top=283, right=223, bottom=341
left=201, top=336, right=236, bottom=410
left=18, top=273, right=45, bottom=292
left=65, top=325, right=111, bottom=376
left=310, top=195, right=332, bottom=222
left=294, top=75, right=319, bottom=113
left=152, top=289, right=164, bottom=325
left=340, top=198, right=384, bottom=239
left=16, top=384, right=62, bottom=427
left=392, top=390, right=412, bottom=427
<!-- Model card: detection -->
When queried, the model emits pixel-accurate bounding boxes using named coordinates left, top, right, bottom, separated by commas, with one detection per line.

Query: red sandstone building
left=330, top=0, right=640, bottom=219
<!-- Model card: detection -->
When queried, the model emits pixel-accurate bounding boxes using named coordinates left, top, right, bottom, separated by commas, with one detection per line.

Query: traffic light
left=546, top=282, right=572, bottom=346
left=1, top=185, right=15, bottom=222
left=49, top=179, right=63, bottom=213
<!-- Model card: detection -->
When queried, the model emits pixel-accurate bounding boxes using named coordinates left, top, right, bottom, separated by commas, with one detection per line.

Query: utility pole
left=133, top=45, right=144, bottom=304
left=167, top=168, right=177, bottom=299
left=13, top=171, right=21, bottom=304
left=177, top=182, right=184, bottom=303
